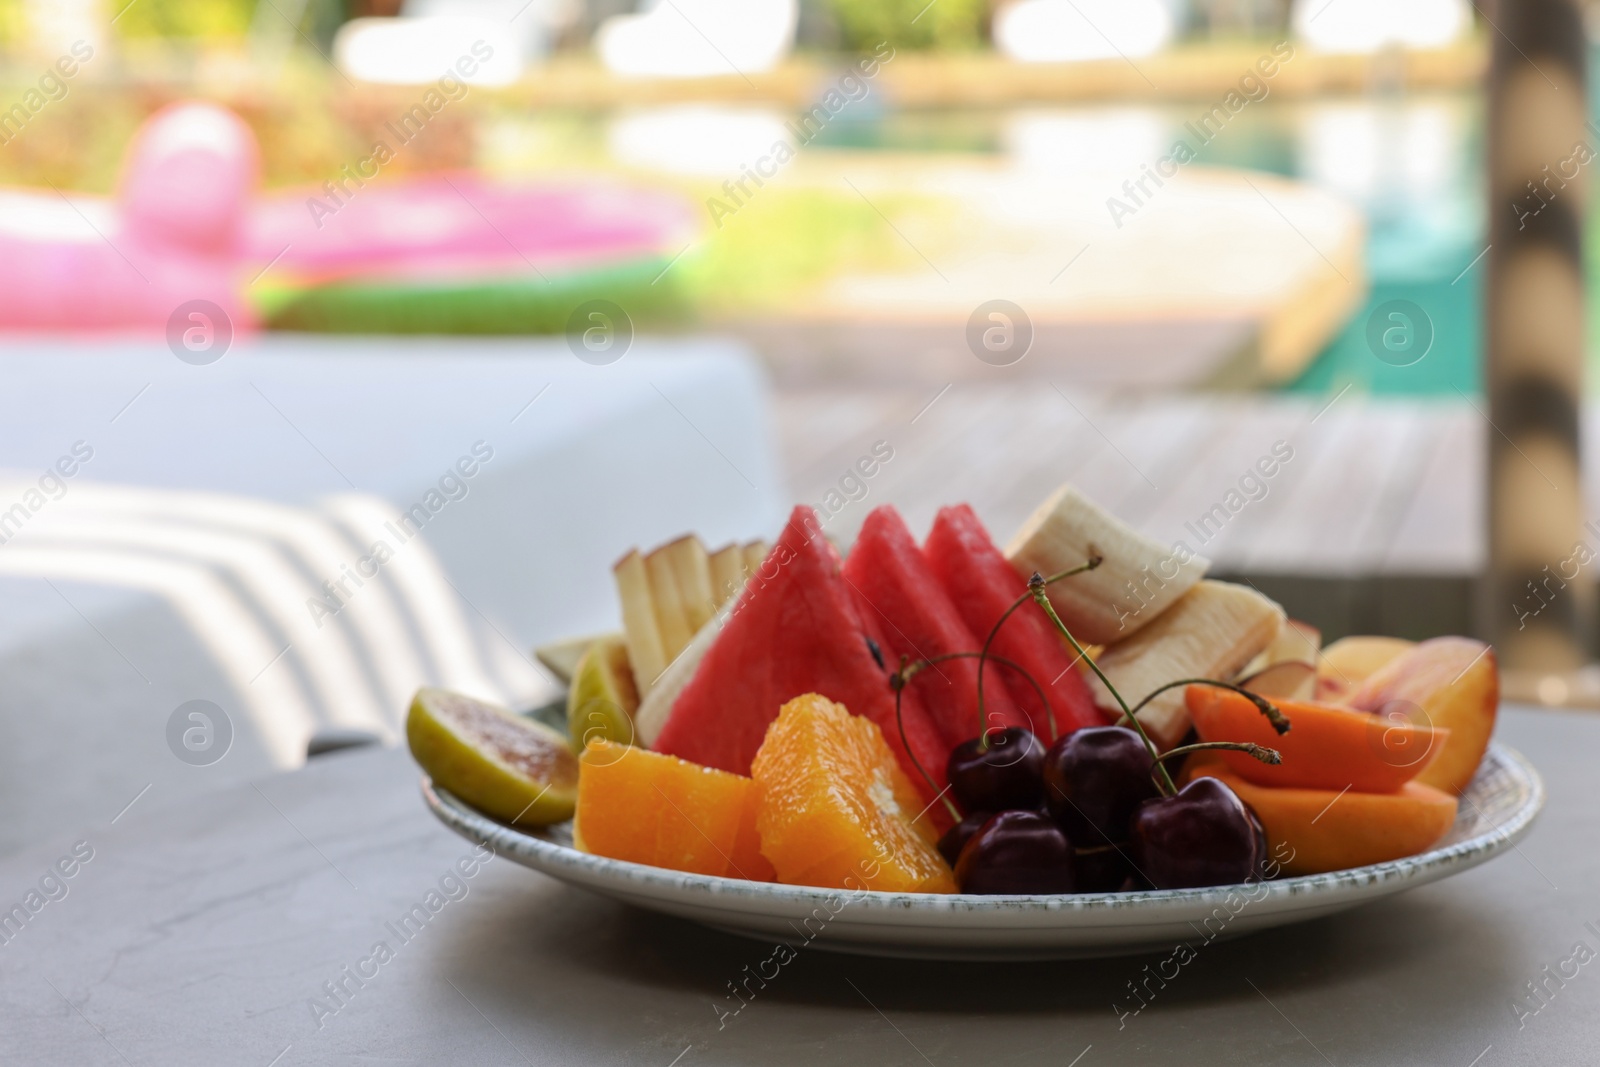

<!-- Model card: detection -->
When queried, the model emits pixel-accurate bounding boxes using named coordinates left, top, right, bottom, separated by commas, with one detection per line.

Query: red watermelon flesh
left=842, top=504, right=1026, bottom=749
left=653, top=505, right=950, bottom=800
left=923, top=504, right=1104, bottom=740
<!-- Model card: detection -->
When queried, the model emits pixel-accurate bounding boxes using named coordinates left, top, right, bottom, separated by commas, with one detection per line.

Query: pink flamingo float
left=0, top=102, right=257, bottom=333
left=0, top=102, right=695, bottom=335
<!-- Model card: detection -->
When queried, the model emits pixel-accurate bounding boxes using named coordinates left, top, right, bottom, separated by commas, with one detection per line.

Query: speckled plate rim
left=420, top=741, right=1543, bottom=927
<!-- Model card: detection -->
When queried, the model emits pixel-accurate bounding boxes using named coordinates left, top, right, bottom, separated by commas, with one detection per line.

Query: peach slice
left=1346, top=637, right=1497, bottom=795
left=1315, top=635, right=1415, bottom=703
left=1184, top=763, right=1458, bottom=876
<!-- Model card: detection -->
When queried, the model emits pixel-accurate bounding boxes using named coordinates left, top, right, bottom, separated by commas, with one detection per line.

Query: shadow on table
left=442, top=880, right=1519, bottom=1019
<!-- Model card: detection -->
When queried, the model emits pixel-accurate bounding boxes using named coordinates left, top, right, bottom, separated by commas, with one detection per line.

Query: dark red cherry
left=1070, top=846, right=1131, bottom=893
left=937, top=810, right=992, bottom=868
left=947, top=728, right=1046, bottom=813
left=1042, top=726, right=1159, bottom=845
left=954, top=810, right=1075, bottom=894
left=1130, top=777, right=1267, bottom=889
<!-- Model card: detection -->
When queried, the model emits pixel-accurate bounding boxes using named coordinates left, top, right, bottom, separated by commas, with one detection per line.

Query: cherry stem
left=893, top=655, right=963, bottom=824
left=1154, top=741, right=1282, bottom=767
left=975, top=557, right=1100, bottom=752
left=1025, top=573, right=1179, bottom=798
left=1121, top=678, right=1290, bottom=736
left=911, top=651, right=1058, bottom=742
left=893, top=651, right=1056, bottom=819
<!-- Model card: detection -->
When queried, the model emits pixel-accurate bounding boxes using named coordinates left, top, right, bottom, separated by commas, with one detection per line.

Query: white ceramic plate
left=421, top=741, right=1543, bottom=960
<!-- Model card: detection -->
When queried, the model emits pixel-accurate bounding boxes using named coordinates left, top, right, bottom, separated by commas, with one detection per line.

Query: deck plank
left=1130, top=399, right=1310, bottom=567
left=1382, top=408, right=1481, bottom=574
left=773, top=387, right=1551, bottom=582
left=1241, top=402, right=1432, bottom=575
left=882, top=386, right=1110, bottom=544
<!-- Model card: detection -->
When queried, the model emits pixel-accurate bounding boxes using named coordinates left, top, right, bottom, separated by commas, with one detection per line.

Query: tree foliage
left=826, top=0, right=989, bottom=51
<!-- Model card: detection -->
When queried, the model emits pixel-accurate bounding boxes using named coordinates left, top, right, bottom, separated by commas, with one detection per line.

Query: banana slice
left=1089, top=580, right=1285, bottom=750
left=1006, top=483, right=1209, bottom=645
left=742, top=540, right=770, bottom=577
left=654, top=535, right=716, bottom=633
left=708, top=543, right=745, bottom=609
left=634, top=597, right=733, bottom=746
left=644, top=547, right=696, bottom=660
left=614, top=549, right=670, bottom=695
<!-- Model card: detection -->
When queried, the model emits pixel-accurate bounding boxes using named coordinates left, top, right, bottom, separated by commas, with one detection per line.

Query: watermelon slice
left=653, top=505, right=950, bottom=801
left=924, top=504, right=1104, bottom=739
left=842, top=505, right=1026, bottom=750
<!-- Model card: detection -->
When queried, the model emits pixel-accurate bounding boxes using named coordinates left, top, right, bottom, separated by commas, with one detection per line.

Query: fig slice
left=407, top=687, right=578, bottom=827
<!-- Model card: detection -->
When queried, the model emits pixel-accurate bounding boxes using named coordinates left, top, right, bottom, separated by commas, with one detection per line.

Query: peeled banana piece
left=1089, top=580, right=1285, bottom=750
left=1006, top=483, right=1209, bottom=645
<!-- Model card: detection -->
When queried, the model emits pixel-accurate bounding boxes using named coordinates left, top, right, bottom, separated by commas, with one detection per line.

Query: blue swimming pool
left=813, top=91, right=1498, bottom=395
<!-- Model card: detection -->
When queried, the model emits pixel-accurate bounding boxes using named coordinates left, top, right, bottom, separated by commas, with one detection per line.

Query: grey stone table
left=0, top=706, right=1587, bottom=1066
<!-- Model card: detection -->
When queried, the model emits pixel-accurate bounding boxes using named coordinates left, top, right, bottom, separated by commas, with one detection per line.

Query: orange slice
left=751, top=693, right=955, bottom=894
left=575, top=739, right=774, bottom=881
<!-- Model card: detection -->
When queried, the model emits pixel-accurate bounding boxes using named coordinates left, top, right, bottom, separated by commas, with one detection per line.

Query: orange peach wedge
left=1186, top=687, right=1448, bottom=794
left=1185, top=764, right=1457, bottom=876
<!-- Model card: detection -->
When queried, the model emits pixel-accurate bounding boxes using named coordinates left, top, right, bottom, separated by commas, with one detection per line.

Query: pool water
left=811, top=92, right=1499, bottom=395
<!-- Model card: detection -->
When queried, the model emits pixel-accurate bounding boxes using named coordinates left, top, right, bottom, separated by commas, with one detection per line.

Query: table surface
left=0, top=704, right=1585, bottom=1066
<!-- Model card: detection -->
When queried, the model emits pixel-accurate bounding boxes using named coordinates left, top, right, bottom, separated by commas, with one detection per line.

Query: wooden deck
left=775, top=385, right=1555, bottom=642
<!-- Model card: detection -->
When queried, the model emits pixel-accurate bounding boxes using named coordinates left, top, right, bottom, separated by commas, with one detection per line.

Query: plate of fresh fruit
left=409, top=484, right=1542, bottom=960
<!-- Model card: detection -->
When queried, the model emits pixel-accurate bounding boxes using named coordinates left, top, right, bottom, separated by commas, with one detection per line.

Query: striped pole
left=1485, top=0, right=1591, bottom=672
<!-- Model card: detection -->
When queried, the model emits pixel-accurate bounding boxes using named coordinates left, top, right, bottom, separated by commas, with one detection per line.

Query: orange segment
left=751, top=693, right=955, bottom=894
left=729, top=783, right=770, bottom=881
left=576, top=740, right=775, bottom=881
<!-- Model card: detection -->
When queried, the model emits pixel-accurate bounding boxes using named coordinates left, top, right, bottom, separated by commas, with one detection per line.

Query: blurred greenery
left=0, top=0, right=991, bottom=51
left=686, top=186, right=922, bottom=313
left=0, top=87, right=140, bottom=191
left=262, top=185, right=934, bottom=333
left=261, top=258, right=693, bottom=333
left=0, top=50, right=485, bottom=191
left=0, top=0, right=22, bottom=46
left=0, top=0, right=259, bottom=44
left=826, top=0, right=988, bottom=51
left=113, top=0, right=256, bottom=40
